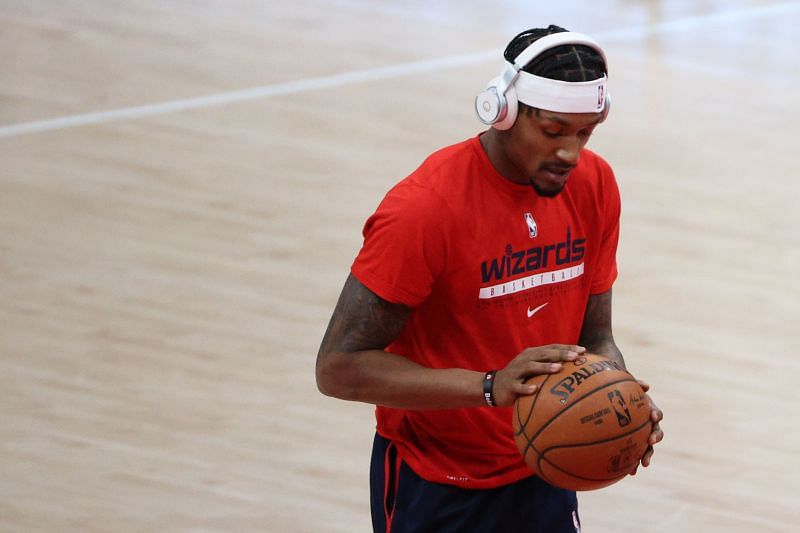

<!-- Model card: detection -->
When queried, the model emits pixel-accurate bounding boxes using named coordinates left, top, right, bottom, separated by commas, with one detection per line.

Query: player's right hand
left=492, top=344, right=586, bottom=407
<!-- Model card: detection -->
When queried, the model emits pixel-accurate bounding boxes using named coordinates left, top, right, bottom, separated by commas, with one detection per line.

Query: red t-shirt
left=351, top=135, right=620, bottom=489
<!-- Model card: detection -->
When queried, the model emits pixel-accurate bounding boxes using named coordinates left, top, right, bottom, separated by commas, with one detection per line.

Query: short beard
left=529, top=177, right=564, bottom=197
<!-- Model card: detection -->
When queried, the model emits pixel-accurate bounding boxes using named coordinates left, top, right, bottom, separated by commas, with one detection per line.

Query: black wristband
left=483, top=370, right=497, bottom=407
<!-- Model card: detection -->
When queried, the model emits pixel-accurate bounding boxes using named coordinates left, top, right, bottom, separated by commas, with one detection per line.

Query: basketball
left=513, top=354, right=652, bottom=491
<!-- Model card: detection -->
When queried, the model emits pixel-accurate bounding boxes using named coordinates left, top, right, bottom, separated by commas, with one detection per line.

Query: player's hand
left=492, top=344, right=586, bottom=407
left=630, top=379, right=663, bottom=475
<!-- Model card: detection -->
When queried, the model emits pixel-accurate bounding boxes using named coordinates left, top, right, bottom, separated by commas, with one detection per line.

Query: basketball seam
left=514, top=372, right=556, bottom=437
left=536, top=419, right=653, bottom=484
left=516, top=372, right=557, bottom=469
left=520, top=377, right=637, bottom=460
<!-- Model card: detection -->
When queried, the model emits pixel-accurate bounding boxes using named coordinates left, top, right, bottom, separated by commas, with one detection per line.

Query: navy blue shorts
left=370, top=433, right=580, bottom=533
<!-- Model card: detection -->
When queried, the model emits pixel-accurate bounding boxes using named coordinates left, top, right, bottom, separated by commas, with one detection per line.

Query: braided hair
left=504, top=25, right=607, bottom=82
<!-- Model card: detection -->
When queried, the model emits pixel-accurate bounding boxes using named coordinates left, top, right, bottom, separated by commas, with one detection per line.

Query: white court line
left=1, top=1, right=799, bottom=139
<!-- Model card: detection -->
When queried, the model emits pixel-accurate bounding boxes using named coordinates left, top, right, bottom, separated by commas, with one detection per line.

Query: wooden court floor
left=1, top=1, right=799, bottom=531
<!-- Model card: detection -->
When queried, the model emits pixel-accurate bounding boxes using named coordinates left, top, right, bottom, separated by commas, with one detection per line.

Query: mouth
left=538, top=165, right=574, bottom=186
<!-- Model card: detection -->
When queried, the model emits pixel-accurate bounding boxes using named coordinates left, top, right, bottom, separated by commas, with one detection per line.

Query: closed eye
left=542, top=130, right=563, bottom=138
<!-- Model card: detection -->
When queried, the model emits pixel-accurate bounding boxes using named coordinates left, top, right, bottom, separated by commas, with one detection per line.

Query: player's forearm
left=579, top=289, right=626, bottom=369
left=316, top=349, right=486, bottom=409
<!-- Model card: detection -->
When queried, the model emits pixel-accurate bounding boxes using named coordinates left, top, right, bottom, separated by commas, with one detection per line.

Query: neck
left=479, top=129, right=528, bottom=185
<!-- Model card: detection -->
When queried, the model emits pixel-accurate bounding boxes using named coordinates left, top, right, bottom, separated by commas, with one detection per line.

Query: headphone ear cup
left=475, top=77, right=506, bottom=125
left=599, top=93, right=611, bottom=123
left=492, top=83, right=518, bottom=131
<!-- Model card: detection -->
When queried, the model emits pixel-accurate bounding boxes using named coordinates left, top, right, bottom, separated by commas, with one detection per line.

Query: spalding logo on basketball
left=513, top=354, right=652, bottom=491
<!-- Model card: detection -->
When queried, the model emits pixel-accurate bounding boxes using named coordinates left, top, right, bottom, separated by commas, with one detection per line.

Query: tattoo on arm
left=579, top=289, right=624, bottom=367
left=318, top=274, right=412, bottom=356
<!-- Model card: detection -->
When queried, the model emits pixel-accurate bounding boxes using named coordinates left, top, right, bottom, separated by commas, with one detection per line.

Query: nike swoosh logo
left=527, top=302, right=549, bottom=318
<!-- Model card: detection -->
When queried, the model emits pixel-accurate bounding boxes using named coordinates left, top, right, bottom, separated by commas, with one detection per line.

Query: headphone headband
left=497, top=32, right=607, bottom=102
left=511, top=32, right=607, bottom=74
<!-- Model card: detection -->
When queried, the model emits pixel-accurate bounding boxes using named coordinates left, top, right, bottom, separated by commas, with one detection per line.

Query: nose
left=555, top=138, right=581, bottom=166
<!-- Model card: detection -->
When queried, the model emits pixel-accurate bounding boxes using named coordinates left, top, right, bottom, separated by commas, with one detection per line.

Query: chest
left=436, top=187, right=602, bottom=311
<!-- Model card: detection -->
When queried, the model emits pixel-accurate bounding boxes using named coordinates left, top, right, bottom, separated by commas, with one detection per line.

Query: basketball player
left=317, top=25, right=664, bottom=532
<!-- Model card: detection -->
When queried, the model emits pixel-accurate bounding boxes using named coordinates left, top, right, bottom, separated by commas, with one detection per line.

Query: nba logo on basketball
left=608, top=390, right=632, bottom=427
left=524, top=212, right=537, bottom=238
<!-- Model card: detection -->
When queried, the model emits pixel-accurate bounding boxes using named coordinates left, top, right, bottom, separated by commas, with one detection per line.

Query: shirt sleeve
left=351, top=182, right=447, bottom=307
left=589, top=157, right=621, bottom=295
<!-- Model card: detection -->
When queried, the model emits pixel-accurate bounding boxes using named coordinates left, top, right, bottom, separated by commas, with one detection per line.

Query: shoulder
left=571, top=149, right=620, bottom=201
left=374, top=137, right=479, bottom=220
left=375, top=177, right=447, bottom=225
left=576, top=149, right=616, bottom=183
left=407, top=137, right=481, bottom=188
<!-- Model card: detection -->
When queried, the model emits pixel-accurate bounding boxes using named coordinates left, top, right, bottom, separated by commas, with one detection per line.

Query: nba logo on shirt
left=524, top=212, right=538, bottom=238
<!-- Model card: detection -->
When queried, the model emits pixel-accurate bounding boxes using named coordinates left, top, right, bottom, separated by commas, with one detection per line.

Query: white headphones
left=475, top=31, right=610, bottom=130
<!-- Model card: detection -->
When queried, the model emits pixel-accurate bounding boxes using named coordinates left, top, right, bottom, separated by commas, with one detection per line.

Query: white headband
left=515, top=72, right=607, bottom=113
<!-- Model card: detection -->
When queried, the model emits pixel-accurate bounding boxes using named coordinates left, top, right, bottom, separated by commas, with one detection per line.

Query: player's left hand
left=630, top=379, right=663, bottom=475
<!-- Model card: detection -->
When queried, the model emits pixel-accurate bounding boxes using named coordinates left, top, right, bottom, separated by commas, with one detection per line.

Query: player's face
left=503, top=108, right=603, bottom=196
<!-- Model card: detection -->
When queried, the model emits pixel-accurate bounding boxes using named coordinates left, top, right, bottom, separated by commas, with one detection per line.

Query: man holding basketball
left=317, top=25, right=664, bottom=532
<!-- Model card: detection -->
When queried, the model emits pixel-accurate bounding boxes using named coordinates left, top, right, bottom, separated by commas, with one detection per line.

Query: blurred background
left=1, top=1, right=799, bottom=531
